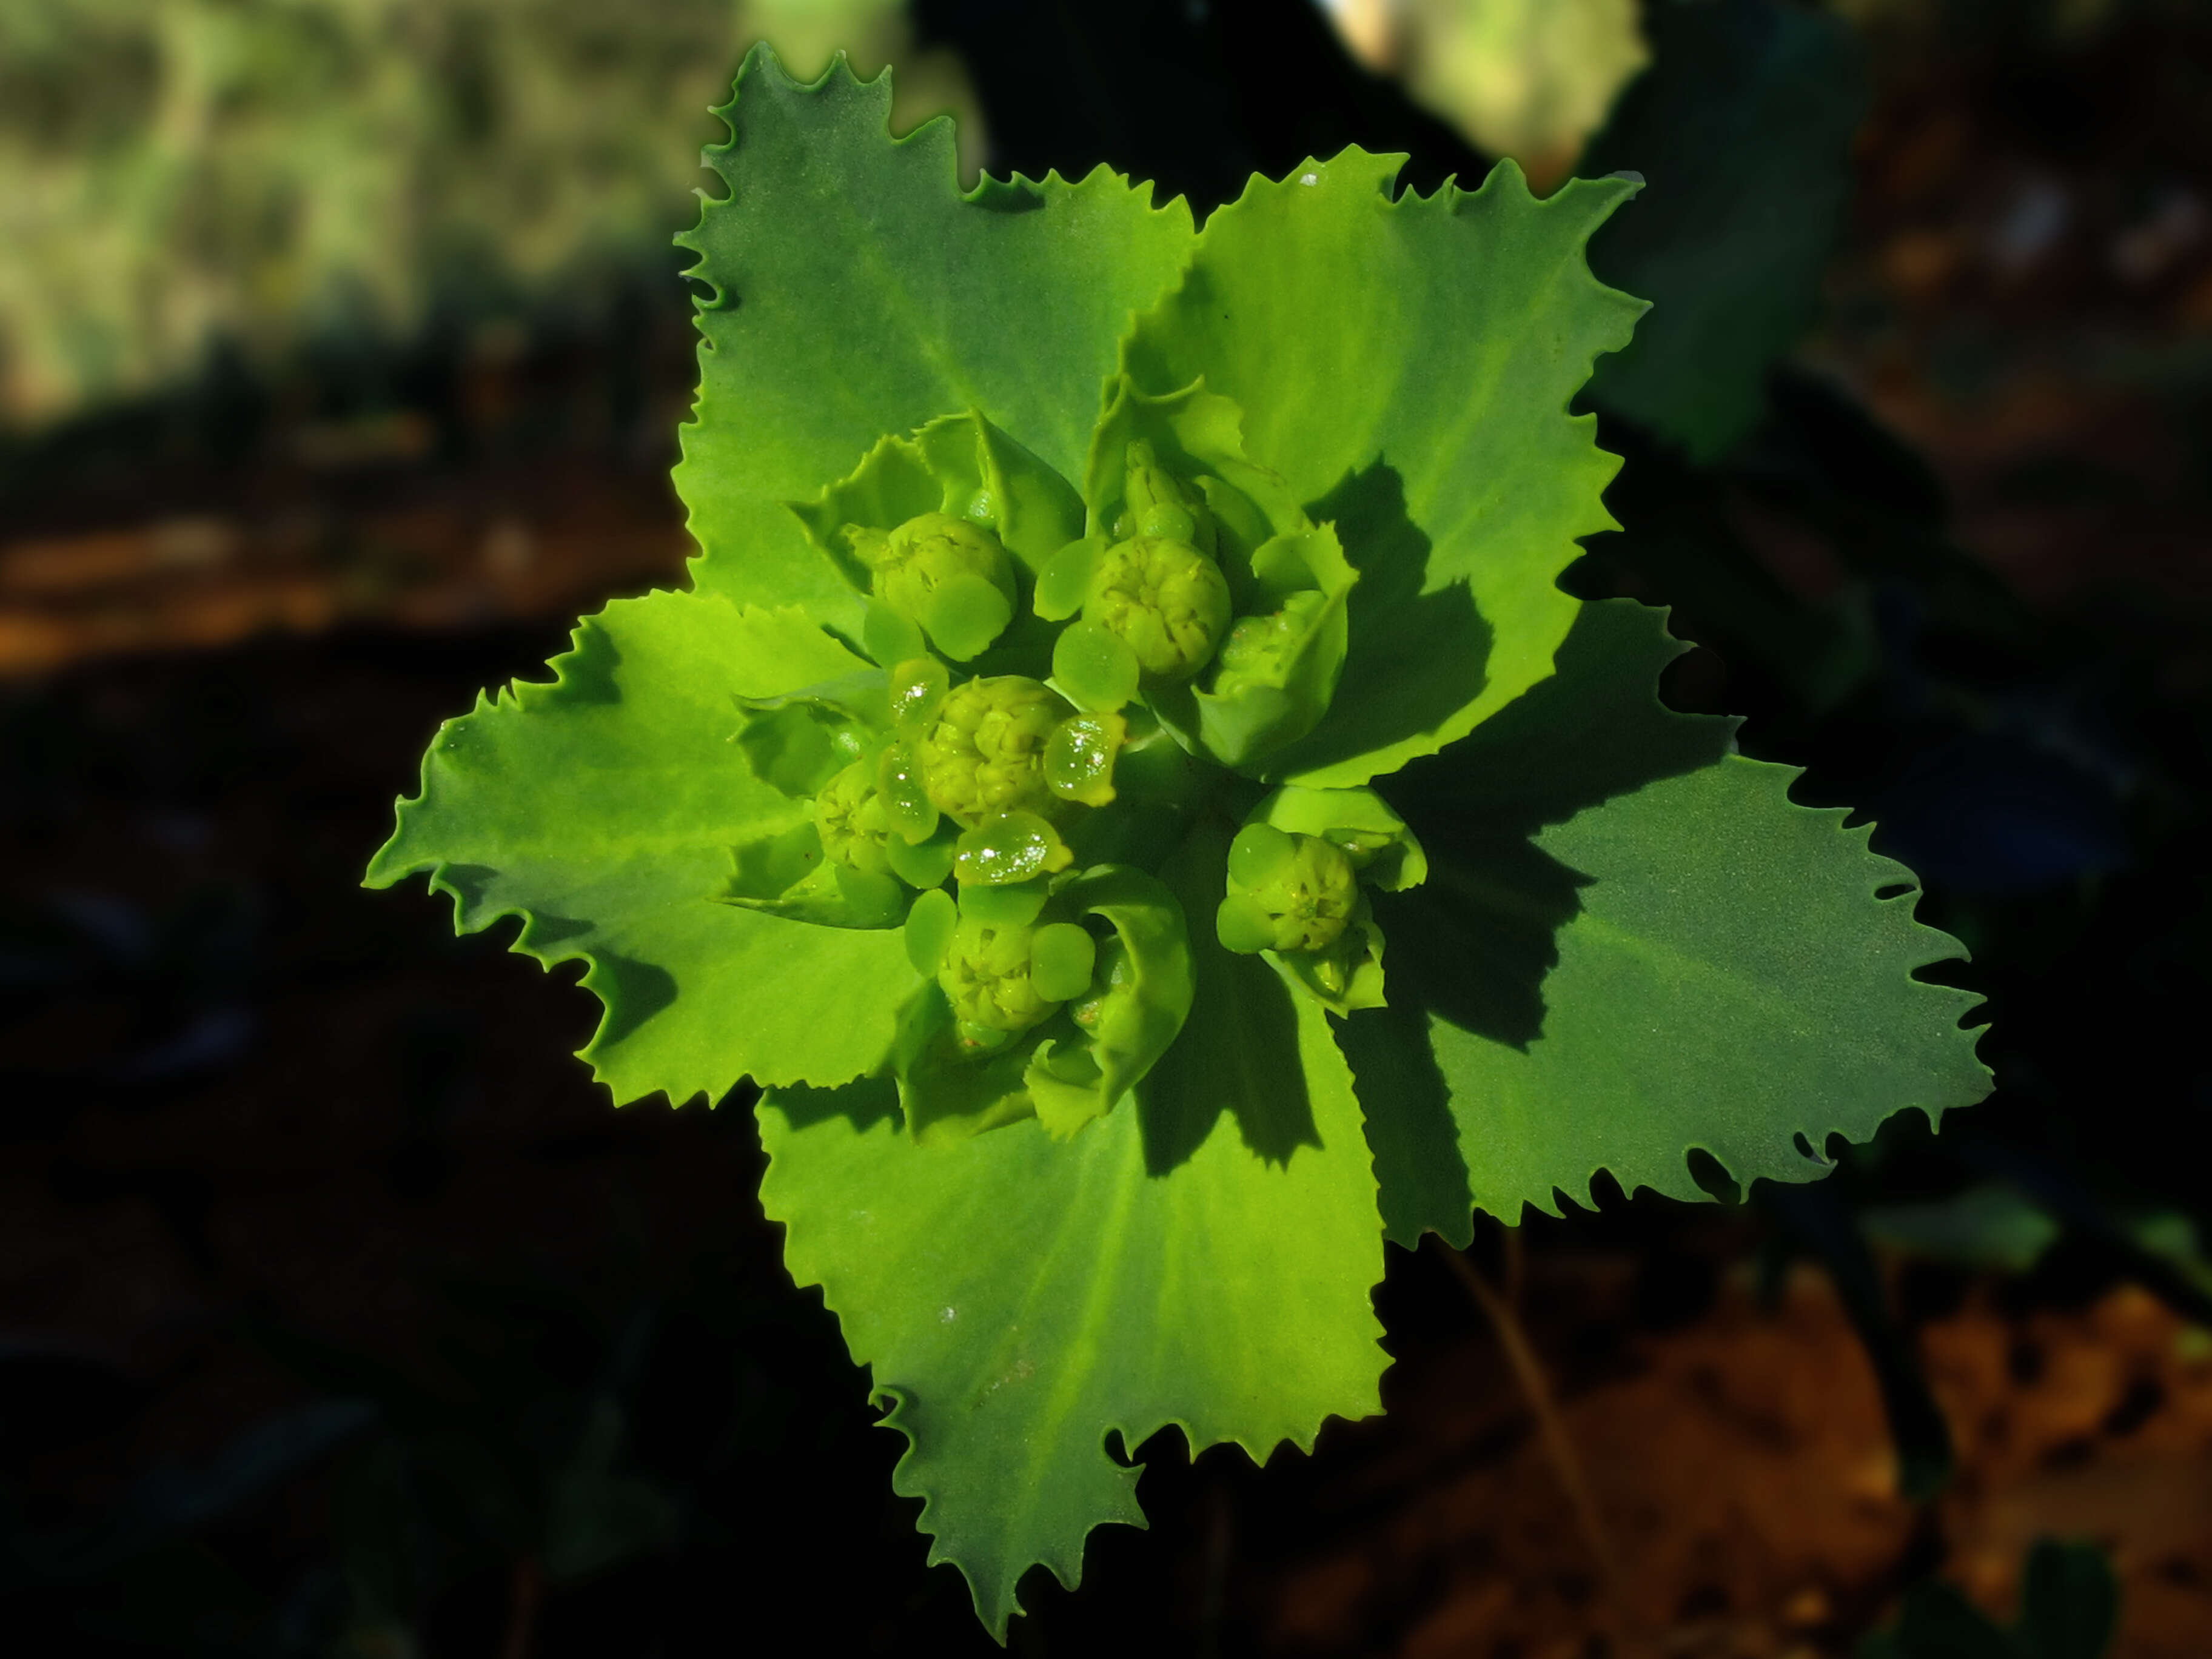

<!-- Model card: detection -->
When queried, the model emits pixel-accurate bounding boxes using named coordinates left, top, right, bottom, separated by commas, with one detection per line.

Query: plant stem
left=501, top=1557, right=541, bottom=1659
left=1429, top=1232, right=1624, bottom=1614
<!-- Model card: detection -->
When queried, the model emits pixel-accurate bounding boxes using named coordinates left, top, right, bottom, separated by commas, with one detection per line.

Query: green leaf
left=1122, top=152, right=1646, bottom=788
left=1578, top=0, right=1867, bottom=461
left=1349, top=599, right=1987, bottom=1242
left=1860, top=1185, right=2062, bottom=1276
left=366, top=591, right=916, bottom=1101
left=1170, top=522, right=1357, bottom=772
left=1025, top=865, right=1197, bottom=1139
left=1863, top=1581, right=2019, bottom=1659
left=2016, top=1538, right=2119, bottom=1659
left=1429, top=752, right=1985, bottom=1223
left=674, top=47, right=1195, bottom=621
left=719, top=824, right=912, bottom=930
left=759, top=826, right=1386, bottom=1637
left=1858, top=1538, right=2119, bottom=1659
left=734, top=696, right=876, bottom=799
left=788, top=411, right=1084, bottom=596
left=1080, top=378, right=1304, bottom=546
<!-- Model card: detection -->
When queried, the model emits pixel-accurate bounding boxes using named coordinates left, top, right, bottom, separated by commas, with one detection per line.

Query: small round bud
left=1029, top=923, right=1099, bottom=1003
left=862, top=602, right=927, bottom=671
left=814, top=760, right=895, bottom=875
left=1068, top=934, right=1131, bottom=1034
left=1084, top=535, right=1232, bottom=685
left=1051, top=618, right=1141, bottom=713
left=853, top=512, right=1017, bottom=661
left=920, top=675, right=1070, bottom=825
left=1217, top=824, right=1359, bottom=954
left=904, top=886, right=959, bottom=975
left=938, top=914, right=1065, bottom=1039
left=1119, top=440, right=1213, bottom=549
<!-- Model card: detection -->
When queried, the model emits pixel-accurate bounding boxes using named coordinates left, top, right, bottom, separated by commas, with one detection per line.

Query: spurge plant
left=369, top=49, right=1991, bottom=1638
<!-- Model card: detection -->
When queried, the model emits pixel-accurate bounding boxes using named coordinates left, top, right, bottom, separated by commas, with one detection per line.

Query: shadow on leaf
left=768, top=1076, right=901, bottom=1133
left=1349, top=598, right=1737, bottom=1241
left=1136, top=822, right=1321, bottom=1175
left=540, top=617, right=625, bottom=708
left=583, top=951, right=679, bottom=1053
left=1391, top=594, right=1741, bottom=827
left=1379, top=831, right=1587, bottom=1050
left=432, top=863, right=503, bottom=918
left=1265, top=463, right=1492, bottom=779
left=1335, top=997, right=1470, bottom=1247
left=432, top=865, right=597, bottom=953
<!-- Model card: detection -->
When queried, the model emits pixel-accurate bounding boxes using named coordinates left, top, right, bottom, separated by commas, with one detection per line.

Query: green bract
left=366, top=49, right=1991, bottom=1641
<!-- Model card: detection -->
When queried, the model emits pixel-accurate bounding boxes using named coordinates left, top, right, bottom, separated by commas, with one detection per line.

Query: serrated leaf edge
left=1507, top=753, right=1992, bottom=1225
left=672, top=44, right=1196, bottom=600
left=760, top=1092, right=1384, bottom=1641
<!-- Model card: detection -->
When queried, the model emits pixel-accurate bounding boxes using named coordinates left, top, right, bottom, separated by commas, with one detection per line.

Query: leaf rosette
left=367, top=48, right=1991, bottom=1640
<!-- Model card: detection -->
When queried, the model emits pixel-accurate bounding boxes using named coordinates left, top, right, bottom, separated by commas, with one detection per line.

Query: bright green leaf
left=719, top=826, right=912, bottom=930
left=366, top=592, right=916, bottom=1099
left=759, top=825, right=1386, bottom=1636
left=674, top=46, right=1195, bottom=620
left=1122, top=151, right=1646, bottom=787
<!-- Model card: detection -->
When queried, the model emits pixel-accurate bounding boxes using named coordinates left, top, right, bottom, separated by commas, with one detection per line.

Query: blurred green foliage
left=0, top=0, right=967, bottom=427
left=1860, top=1538, right=2119, bottom=1659
left=1324, top=0, right=1650, bottom=185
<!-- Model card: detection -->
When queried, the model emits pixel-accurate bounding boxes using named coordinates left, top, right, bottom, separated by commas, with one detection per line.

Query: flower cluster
left=724, top=387, right=1421, bottom=1141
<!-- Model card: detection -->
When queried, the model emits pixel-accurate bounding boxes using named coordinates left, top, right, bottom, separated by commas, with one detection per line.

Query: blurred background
left=3, top=1, right=2210, bottom=1654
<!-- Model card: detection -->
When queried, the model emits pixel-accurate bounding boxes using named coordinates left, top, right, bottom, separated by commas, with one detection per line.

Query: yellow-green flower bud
left=847, top=512, right=1017, bottom=661
left=938, top=913, right=1064, bottom=1042
left=1216, top=823, right=1359, bottom=955
left=814, top=759, right=895, bottom=876
left=1118, top=440, right=1213, bottom=550
left=920, top=675, right=1070, bottom=826
left=1084, top=535, right=1232, bottom=685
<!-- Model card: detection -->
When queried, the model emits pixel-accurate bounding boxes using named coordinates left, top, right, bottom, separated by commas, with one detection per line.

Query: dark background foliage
left=3, top=1, right=2209, bottom=1654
